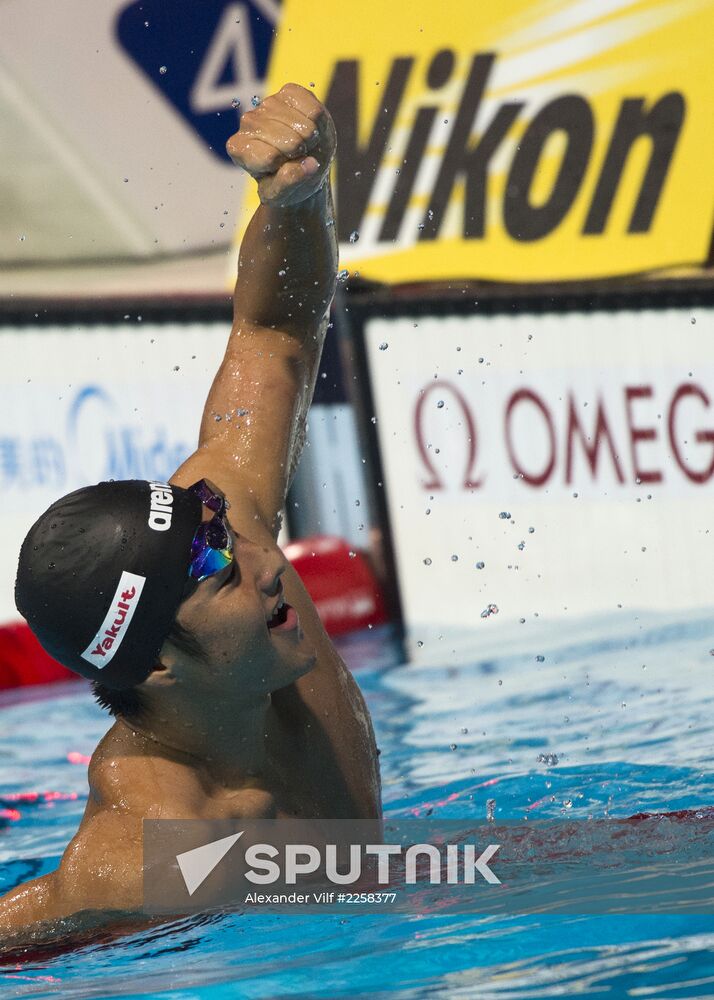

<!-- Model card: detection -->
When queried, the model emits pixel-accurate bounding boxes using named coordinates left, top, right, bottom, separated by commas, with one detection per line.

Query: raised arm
left=171, top=84, right=338, bottom=534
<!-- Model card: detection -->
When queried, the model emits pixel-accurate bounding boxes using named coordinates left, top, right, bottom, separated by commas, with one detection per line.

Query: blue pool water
left=1, top=610, right=714, bottom=998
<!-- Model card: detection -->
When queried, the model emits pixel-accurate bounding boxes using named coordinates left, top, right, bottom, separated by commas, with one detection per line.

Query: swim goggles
left=187, top=479, right=234, bottom=581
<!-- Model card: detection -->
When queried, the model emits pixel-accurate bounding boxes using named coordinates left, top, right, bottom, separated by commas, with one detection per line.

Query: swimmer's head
left=154, top=528, right=317, bottom=708
left=15, top=480, right=203, bottom=690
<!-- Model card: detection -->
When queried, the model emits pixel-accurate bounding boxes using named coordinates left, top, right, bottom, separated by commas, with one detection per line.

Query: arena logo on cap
left=81, top=571, right=146, bottom=667
left=148, top=482, right=174, bottom=532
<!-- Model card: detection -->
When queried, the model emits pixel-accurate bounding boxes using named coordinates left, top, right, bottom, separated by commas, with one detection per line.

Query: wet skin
left=0, top=83, right=381, bottom=947
left=90, top=510, right=382, bottom=825
left=0, top=504, right=381, bottom=948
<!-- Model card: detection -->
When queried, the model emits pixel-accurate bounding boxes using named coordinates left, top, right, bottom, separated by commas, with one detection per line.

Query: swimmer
left=0, top=84, right=380, bottom=948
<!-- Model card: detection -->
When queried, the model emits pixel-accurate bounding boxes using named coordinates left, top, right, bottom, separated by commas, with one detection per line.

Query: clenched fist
left=226, top=83, right=336, bottom=208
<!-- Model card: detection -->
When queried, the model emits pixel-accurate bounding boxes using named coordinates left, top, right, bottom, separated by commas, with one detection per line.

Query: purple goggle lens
left=187, top=479, right=233, bottom=582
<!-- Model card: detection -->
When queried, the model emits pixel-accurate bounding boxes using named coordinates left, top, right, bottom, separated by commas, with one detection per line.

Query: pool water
left=1, top=610, right=714, bottom=998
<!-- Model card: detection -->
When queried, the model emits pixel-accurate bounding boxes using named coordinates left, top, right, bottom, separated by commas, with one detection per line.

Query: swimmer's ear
left=140, top=658, right=178, bottom=690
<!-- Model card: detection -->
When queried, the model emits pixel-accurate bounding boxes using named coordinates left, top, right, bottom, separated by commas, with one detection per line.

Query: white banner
left=0, top=322, right=228, bottom=622
left=365, top=307, right=714, bottom=641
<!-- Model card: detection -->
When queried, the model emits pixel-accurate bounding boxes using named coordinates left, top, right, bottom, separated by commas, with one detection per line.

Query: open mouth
left=267, top=601, right=298, bottom=633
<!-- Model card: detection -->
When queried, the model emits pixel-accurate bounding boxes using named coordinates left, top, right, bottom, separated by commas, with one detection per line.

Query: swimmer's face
left=161, top=522, right=316, bottom=702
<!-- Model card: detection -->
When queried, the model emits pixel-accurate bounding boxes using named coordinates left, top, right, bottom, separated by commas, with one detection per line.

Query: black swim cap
left=15, top=480, right=203, bottom=690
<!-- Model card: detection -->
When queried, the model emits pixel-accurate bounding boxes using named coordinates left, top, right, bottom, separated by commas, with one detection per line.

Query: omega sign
left=414, top=380, right=714, bottom=492
left=364, top=308, right=714, bottom=623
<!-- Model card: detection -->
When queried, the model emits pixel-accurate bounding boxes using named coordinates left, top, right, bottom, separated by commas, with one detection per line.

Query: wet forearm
left=232, top=182, right=338, bottom=339
left=0, top=873, right=157, bottom=952
left=0, top=874, right=56, bottom=946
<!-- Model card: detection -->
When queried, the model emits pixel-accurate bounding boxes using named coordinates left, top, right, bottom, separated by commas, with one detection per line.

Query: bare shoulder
left=88, top=722, right=206, bottom=817
left=88, top=721, right=280, bottom=819
left=57, top=808, right=145, bottom=911
left=88, top=723, right=164, bottom=809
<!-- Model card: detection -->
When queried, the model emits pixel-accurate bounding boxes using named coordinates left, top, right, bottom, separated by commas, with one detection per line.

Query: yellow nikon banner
left=237, top=0, right=714, bottom=283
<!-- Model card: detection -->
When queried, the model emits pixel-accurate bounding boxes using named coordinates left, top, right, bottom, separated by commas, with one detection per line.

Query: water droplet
left=337, top=268, right=349, bottom=282
left=461, top=727, right=469, bottom=734
left=425, top=508, right=431, bottom=515
left=450, top=743, right=457, bottom=751
left=535, top=654, right=545, bottom=662
left=451, top=554, right=458, bottom=562
left=348, top=551, right=356, bottom=559
left=528, top=526, right=535, bottom=534
left=476, top=561, right=485, bottom=569
left=379, top=342, right=388, bottom=351
left=480, top=603, right=498, bottom=618
left=499, top=511, right=511, bottom=519
left=251, top=95, right=261, bottom=107
left=563, top=799, right=573, bottom=809
left=486, top=798, right=496, bottom=822
left=123, top=177, right=129, bottom=183
left=416, top=640, right=424, bottom=648
left=691, top=316, right=697, bottom=325
left=349, top=230, right=360, bottom=243
left=18, top=234, right=26, bottom=242
left=370, top=416, right=377, bottom=424
left=537, top=752, right=559, bottom=766
left=436, top=400, right=444, bottom=409
left=427, top=209, right=434, bottom=221
left=278, top=269, right=287, bottom=277
left=231, top=98, right=241, bottom=109
left=173, top=365, right=180, bottom=372
left=159, top=65, right=167, bottom=75
left=518, top=541, right=525, bottom=551
left=519, top=617, right=526, bottom=624
left=423, top=557, right=432, bottom=566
